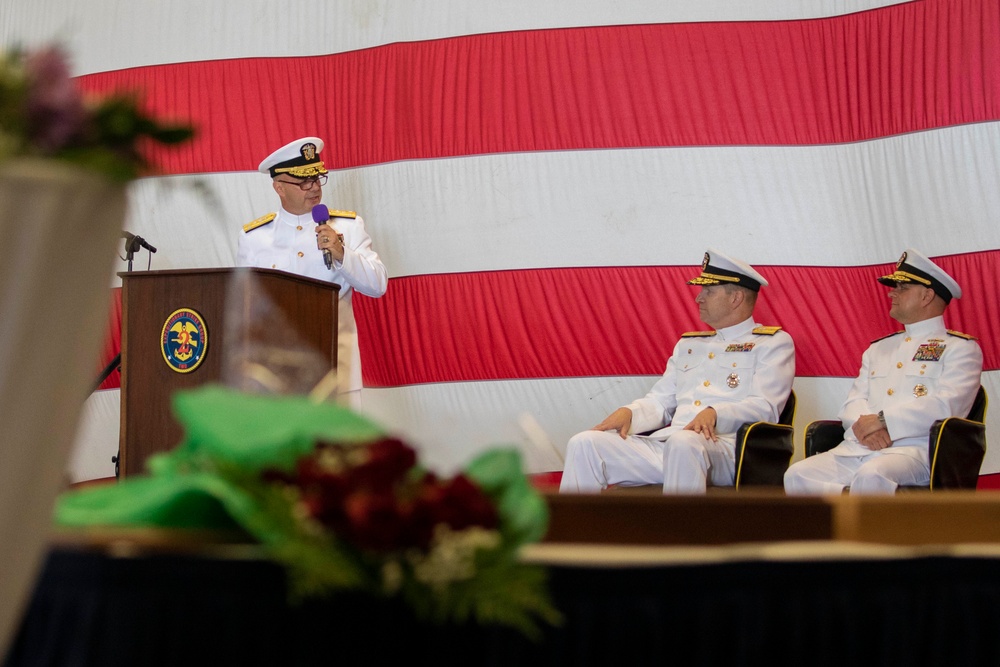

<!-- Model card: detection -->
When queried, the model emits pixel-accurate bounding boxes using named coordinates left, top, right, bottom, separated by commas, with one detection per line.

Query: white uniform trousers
left=784, top=450, right=930, bottom=495
left=559, top=429, right=736, bottom=494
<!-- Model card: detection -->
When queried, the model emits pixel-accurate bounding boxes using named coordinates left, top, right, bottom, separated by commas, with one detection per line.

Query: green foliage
left=169, top=385, right=387, bottom=472
left=396, top=542, right=562, bottom=640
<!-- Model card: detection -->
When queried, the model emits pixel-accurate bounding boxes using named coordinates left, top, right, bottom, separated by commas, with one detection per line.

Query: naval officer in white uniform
left=560, top=249, right=796, bottom=494
left=785, top=248, right=982, bottom=495
left=237, top=137, right=388, bottom=406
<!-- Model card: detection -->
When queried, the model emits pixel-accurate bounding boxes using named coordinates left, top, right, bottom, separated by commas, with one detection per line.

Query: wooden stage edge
left=50, top=487, right=1000, bottom=566
left=540, top=490, right=1000, bottom=549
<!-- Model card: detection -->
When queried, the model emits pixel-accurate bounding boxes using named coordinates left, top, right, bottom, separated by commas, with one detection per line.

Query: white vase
left=0, top=157, right=127, bottom=655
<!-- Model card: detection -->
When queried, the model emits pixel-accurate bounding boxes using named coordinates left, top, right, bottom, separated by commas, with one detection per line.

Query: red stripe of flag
left=355, top=250, right=1000, bottom=386
left=96, top=252, right=999, bottom=390
left=77, top=0, right=1000, bottom=175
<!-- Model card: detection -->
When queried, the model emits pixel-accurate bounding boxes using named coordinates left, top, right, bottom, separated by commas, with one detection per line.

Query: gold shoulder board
left=329, top=209, right=357, bottom=219
left=681, top=330, right=716, bottom=337
left=871, top=330, right=904, bottom=344
left=947, top=329, right=978, bottom=341
left=243, top=212, right=276, bottom=233
left=752, top=326, right=782, bottom=336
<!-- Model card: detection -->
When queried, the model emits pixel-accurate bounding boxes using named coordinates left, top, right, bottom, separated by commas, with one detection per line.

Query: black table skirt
left=7, top=547, right=1000, bottom=666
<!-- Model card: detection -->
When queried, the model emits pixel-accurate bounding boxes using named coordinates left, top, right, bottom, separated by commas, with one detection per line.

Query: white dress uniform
left=785, top=248, right=983, bottom=495
left=784, top=317, right=982, bottom=494
left=236, top=137, right=387, bottom=404
left=560, top=316, right=795, bottom=493
left=237, top=207, right=388, bottom=400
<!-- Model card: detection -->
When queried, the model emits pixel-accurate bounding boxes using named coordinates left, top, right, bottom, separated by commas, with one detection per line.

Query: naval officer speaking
left=237, top=137, right=388, bottom=406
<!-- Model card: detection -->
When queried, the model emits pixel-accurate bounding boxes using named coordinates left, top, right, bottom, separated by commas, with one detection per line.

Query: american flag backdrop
left=4, top=0, right=1000, bottom=482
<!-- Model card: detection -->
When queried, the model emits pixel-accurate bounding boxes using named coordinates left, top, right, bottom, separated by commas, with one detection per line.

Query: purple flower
left=24, top=47, right=86, bottom=152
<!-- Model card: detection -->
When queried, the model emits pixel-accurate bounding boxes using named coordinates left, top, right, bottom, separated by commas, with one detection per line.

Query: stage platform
left=541, top=489, right=1000, bottom=548
left=9, top=491, right=1000, bottom=666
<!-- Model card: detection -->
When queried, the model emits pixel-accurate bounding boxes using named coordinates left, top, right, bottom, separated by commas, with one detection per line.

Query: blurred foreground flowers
left=56, top=386, right=560, bottom=638
left=0, top=45, right=192, bottom=181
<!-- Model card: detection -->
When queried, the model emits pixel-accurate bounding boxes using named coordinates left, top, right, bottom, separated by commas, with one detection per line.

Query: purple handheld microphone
left=311, top=204, right=333, bottom=269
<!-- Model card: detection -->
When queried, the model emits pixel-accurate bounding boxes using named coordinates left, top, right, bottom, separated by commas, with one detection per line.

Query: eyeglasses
left=275, top=175, right=328, bottom=190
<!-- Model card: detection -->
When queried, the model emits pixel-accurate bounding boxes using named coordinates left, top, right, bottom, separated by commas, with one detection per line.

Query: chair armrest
left=804, top=420, right=844, bottom=457
left=927, top=417, right=987, bottom=490
left=734, top=421, right=794, bottom=488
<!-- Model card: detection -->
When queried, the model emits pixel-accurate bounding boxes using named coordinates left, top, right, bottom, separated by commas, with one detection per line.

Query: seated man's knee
left=783, top=463, right=800, bottom=487
left=783, top=454, right=841, bottom=494
left=850, top=464, right=898, bottom=495
left=564, top=432, right=590, bottom=460
left=566, top=430, right=615, bottom=457
left=661, top=431, right=706, bottom=460
left=783, top=459, right=810, bottom=492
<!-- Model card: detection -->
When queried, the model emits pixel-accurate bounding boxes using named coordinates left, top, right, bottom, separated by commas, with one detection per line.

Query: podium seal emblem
left=161, top=308, right=208, bottom=373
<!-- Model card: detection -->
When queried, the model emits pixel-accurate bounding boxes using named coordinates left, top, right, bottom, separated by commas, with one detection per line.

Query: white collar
left=903, top=315, right=947, bottom=338
left=714, top=317, right=756, bottom=341
left=277, top=208, right=314, bottom=227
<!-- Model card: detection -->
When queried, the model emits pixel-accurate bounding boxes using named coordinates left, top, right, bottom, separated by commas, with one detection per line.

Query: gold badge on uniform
left=725, top=342, right=755, bottom=352
left=913, top=344, right=945, bottom=362
left=913, top=384, right=928, bottom=397
left=727, top=373, right=741, bottom=388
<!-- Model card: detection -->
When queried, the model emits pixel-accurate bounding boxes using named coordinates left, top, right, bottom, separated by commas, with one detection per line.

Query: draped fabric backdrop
left=4, top=0, right=999, bottom=481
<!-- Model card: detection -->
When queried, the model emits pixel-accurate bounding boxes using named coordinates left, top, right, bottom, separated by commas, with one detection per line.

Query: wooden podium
left=118, top=268, right=339, bottom=477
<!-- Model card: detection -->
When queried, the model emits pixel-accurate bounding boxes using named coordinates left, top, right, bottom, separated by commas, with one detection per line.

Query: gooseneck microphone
left=121, top=230, right=157, bottom=253
left=311, top=203, right=333, bottom=269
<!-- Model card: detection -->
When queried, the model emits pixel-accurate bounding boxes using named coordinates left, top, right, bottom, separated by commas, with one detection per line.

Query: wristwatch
left=877, top=410, right=886, bottom=428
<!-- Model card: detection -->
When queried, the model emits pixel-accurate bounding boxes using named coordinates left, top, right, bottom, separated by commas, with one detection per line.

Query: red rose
left=341, top=490, right=410, bottom=551
left=351, top=438, right=417, bottom=491
left=411, top=474, right=498, bottom=533
left=263, top=438, right=498, bottom=554
left=440, top=475, right=499, bottom=530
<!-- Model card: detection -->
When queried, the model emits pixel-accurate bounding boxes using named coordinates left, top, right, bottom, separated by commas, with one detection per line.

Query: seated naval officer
left=560, top=249, right=795, bottom=494
left=784, top=248, right=982, bottom=495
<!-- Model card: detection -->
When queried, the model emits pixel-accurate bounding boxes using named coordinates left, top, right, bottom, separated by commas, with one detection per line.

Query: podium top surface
left=117, top=267, right=340, bottom=292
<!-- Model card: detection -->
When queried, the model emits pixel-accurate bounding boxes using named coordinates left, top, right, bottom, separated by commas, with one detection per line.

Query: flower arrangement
left=251, top=436, right=559, bottom=635
left=56, top=386, right=560, bottom=638
left=0, top=45, right=193, bottom=181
